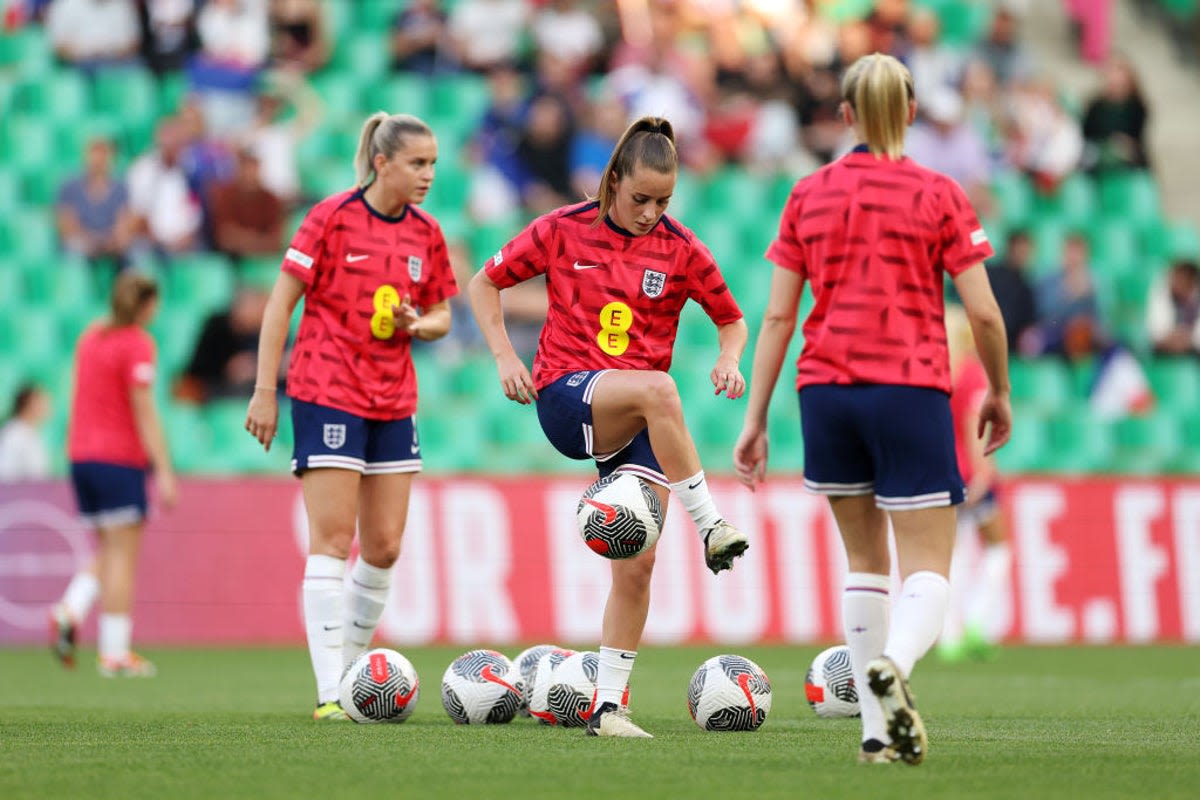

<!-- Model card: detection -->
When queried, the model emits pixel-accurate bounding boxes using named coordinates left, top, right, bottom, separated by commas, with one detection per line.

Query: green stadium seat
left=157, top=72, right=189, bottom=116
left=1098, top=171, right=1160, bottom=232
left=447, top=357, right=498, bottom=399
left=1044, top=409, right=1116, bottom=472
left=5, top=116, right=57, bottom=175
left=990, top=170, right=1034, bottom=229
left=1028, top=219, right=1069, bottom=278
left=1088, top=219, right=1139, bottom=278
left=430, top=75, right=490, bottom=121
left=1008, top=358, right=1074, bottom=412
left=1144, top=359, right=1200, bottom=412
left=0, top=28, right=54, bottom=76
left=935, top=0, right=994, bottom=45
left=419, top=401, right=489, bottom=471
left=166, top=252, right=236, bottom=317
left=1111, top=413, right=1182, bottom=473
left=8, top=307, right=64, bottom=369
left=0, top=168, right=19, bottom=213
left=152, top=312, right=204, bottom=378
left=364, top=74, right=429, bottom=119
left=299, top=156, right=355, bottom=198
left=1149, top=221, right=1200, bottom=262
left=8, top=209, right=57, bottom=264
left=311, top=71, right=367, bottom=126
left=1036, top=173, right=1096, bottom=230
left=337, top=32, right=392, bottom=81
left=11, top=69, right=88, bottom=119
left=994, top=413, right=1048, bottom=473
left=91, top=67, right=158, bottom=126
left=355, top=0, right=403, bottom=30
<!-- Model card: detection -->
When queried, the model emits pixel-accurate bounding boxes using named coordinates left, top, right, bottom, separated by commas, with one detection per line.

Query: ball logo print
left=338, top=648, right=421, bottom=724
left=545, top=651, right=601, bottom=728
left=440, top=649, right=523, bottom=724
left=527, top=648, right=576, bottom=725
left=512, top=644, right=556, bottom=717
left=805, top=645, right=860, bottom=718
left=576, top=473, right=663, bottom=559
left=687, top=655, right=773, bottom=732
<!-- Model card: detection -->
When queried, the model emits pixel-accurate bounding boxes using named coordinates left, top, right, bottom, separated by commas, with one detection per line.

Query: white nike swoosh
left=573, top=261, right=600, bottom=270
left=346, top=254, right=369, bottom=263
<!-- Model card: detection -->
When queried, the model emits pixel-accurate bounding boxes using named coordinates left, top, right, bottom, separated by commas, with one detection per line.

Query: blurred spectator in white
left=209, top=145, right=285, bottom=259
left=1032, top=232, right=1107, bottom=359
left=176, top=97, right=235, bottom=243
left=446, top=0, right=530, bottom=73
left=268, top=0, right=328, bottom=73
left=1006, top=78, right=1083, bottom=193
left=176, top=286, right=270, bottom=402
left=56, top=136, right=137, bottom=266
left=1146, top=260, right=1200, bottom=357
left=959, top=57, right=1009, bottom=170
left=904, top=6, right=963, bottom=101
left=570, top=92, right=626, bottom=199
left=189, top=0, right=270, bottom=135
left=515, top=92, right=576, bottom=214
left=390, top=0, right=448, bottom=74
left=532, top=0, right=604, bottom=78
left=46, top=0, right=141, bottom=75
left=905, top=87, right=993, bottom=216
left=973, top=5, right=1034, bottom=86
left=0, top=383, right=52, bottom=482
left=127, top=116, right=202, bottom=255
left=136, top=0, right=200, bottom=76
left=1081, top=55, right=1150, bottom=175
left=467, top=63, right=528, bottom=223
left=243, top=68, right=321, bottom=207
left=986, top=229, right=1039, bottom=354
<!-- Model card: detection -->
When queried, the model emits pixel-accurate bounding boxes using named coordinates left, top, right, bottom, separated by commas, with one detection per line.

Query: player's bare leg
left=964, top=509, right=1009, bottom=658
left=96, top=522, right=155, bottom=677
left=590, top=371, right=747, bottom=573
left=347, top=473, right=413, bottom=668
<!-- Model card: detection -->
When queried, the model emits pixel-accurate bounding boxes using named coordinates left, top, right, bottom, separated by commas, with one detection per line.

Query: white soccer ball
left=440, top=649, right=523, bottom=724
left=526, top=647, right=576, bottom=725
left=512, top=644, right=557, bottom=717
left=576, top=473, right=663, bottom=559
left=545, top=651, right=601, bottom=728
left=687, top=654, right=773, bottom=731
left=338, top=648, right=421, bottom=724
left=805, top=645, right=860, bottom=719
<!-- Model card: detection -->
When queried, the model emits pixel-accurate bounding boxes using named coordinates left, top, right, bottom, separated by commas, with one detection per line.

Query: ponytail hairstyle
left=353, top=112, right=434, bottom=188
left=110, top=270, right=159, bottom=327
left=841, top=52, right=915, bottom=159
left=594, top=116, right=678, bottom=222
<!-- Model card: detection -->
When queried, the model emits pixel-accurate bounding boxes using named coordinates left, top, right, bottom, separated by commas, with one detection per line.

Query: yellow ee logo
left=371, top=284, right=401, bottom=340
left=597, top=301, right=633, bottom=356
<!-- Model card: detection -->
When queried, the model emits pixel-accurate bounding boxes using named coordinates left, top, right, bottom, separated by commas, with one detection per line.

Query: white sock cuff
left=845, top=572, right=891, bottom=592
left=305, top=554, right=346, bottom=579
left=599, top=645, right=636, bottom=659
left=350, top=558, right=393, bottom=589
left=668, top=470, right=706, bottom=493
left=905, top=570, right=950, bottom=589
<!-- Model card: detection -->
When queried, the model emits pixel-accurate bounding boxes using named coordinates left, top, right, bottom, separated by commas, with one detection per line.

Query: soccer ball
left=512, top=644, right=557, bottom=717
left=805, top=645, right=860, bottom=718
left=576, top=473, right=663, bottom=559
left=526, top=647, right=576, bottom=725
left=440, top=649, right=523, bottom=724
left=687, top=654, right=772, bottom=732
left=545, top=651, right=601, bottom=728
left=338, top=648, right=420, bottom=724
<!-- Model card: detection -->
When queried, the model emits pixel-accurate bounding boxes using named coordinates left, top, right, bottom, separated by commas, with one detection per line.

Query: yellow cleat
left=98, top=652, right=157, bottom=678
left=313, top=701, right=350, bottom=722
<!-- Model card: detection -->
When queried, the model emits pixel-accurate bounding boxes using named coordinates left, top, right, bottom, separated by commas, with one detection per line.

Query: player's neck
left=362, top=183, right=408, bottom=219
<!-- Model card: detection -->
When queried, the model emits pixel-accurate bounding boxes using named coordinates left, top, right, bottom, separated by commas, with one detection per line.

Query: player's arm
left=468, top=269, right=537, bottom=405
left=246, top=273, right=306, bottom=451
left=711, top=318, right=748, bottom=399
left=952, top=263, right=1012, bottom=455
left=962, top=393, right=996, bottom=505
left=130, top=382, right=177, bottom=510
left=399, top=297, right=451, bottom=341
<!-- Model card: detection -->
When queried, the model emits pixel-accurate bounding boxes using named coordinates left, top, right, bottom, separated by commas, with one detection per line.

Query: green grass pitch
left=1, top=645, right=1196, bottom=799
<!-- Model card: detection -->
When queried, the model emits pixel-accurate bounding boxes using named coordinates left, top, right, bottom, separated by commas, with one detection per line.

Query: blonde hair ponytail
left=110, top=271, right=159, bottom=327
left=353, top=112, right=434, bottom=187
left=595, top=116, right=677, bottom=221
left=841, top=53, right=914, bottom=159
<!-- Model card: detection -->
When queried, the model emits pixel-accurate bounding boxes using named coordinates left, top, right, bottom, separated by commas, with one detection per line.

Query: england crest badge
left=323, top=423, right=346, bottom=450
left=642, top=269, right=666, bottom=298
left=408, top=255, right=423, bottom=282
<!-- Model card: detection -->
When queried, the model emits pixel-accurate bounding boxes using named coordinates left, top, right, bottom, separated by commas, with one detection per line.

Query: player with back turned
left=245, top=111, right=458, bottom=721
left=468, top=116, right=750, bottom=738
left=733, top=53, right=1012, bottom=764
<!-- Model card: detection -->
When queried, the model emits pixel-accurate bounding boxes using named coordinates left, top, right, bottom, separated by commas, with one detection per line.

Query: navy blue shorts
left=69, top=462, right=148, bottom=528
left=291, top=399, right=421, bottom=476
left=799, top=384, right=964, bottom=510
left=535, top=370, right=667, bottom=487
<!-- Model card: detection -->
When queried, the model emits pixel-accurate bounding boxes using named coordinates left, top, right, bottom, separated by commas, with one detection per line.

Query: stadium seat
left=310, top=71, right=368, bottom=126
left=1111, top=413, right=1182, bottom=474
left=0, top=28, right=53, bottom=76
left=11, top=69, right=88, bottom=119
left=336, top=32, right=392, bottom=82
left=1044, top=409, right=1116, bottom=472
left=1008, top=358, right=1074, bottom=413
left=1088, top=219, right=1139, bottom=278
left=990, top=170, right=1034, bottom=229
left=994, top=413, right=1048, bottom=473
left=165, top=252, right=237, bottom=317
left=364, top=74, right=430, bottom=119
left=0, top=168, right=19, bottom=213
left=1098, top=171, right=1160, bottom=232
left=1036, top=173, right=1097, bottom=230
left=8, top=208, right=57, bottom=264
left=1144, top=359, right=1200, bottom=412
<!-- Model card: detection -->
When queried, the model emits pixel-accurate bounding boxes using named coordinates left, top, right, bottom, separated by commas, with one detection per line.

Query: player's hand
left=156, top=469, right=179, bottom=511
left=245, top=387, right=279, bottom=452
left=497, top=353, right=537, bottom=405
left=711, top=356, right=745, bottom=399
left=733, top=424, right=768, bottom=490
left=977, top=390, right=1012, bottom=456
left=395, top=295, right=422, bottom=336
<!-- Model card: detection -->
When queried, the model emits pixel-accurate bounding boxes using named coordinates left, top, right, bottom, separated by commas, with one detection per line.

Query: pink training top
left=67, top=323, right=156, bottom=468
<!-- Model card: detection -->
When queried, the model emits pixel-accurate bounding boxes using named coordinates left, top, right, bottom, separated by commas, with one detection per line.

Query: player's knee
left=612, top=551, right=656, bottom=591
left=641, top=372, right=682, bottom=417
left=359, top=536, right=403, bottom=569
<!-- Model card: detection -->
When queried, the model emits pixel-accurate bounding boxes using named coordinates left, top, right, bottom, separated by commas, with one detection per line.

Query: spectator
left=390, top=0, right=448, bottom=75
left=1032, top=232, right=1108, bottom=359
left=531, top=0, right=604, bottom=78
left=973, top=6, right=1034, bottom=86
left=1081, top=55, right=1150, bottom=174
left=0, top=383, right=52, bottom=481
left=905, top=87, right=993, bottom=215
left=55, top=136, right=137, bottom=267
left=466, top=62, right=529, bottom=223
left=136, top=0, right=200, bottom=76
left=45, top=0, right=141, bottom=75
left=986, top=229, right=1039, bottom=354
left=1146, top=260, right=1200, bottom=357
left=904, top=7, right=963, bottom=101
left=177, top=97, right=235, bottom=244
left=514, top=92, right=576, bottom=214
left=209, top=145, right=285, bottom=259
left=570, top=93, right=628, bottom=199
left=243, top=68, right=321, bottom=207
left=126, top=117, right=203, bottom=255
left=189, top=0, right=270, bottom=135
left=268, top=0, right=328, bottom=73
left=959, top=57, right=1009, bottom=171
left=177, top=286, right=271, bottom=402
left=445, top=0, right=530, bottom=73
left=1006, top=77, right=1083, bottom=193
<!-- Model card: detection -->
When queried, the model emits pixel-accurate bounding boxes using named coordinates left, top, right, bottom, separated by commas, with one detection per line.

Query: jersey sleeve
left=764, top=184, right=807, bottom=277
left=484, top=214, right=557, bottom=288
left=686, top=237, right=743, bottom=326
left=414, top=222, right=459, bottom=309
left=281, top=197, right=334, bottom=286
left=939, top=178, right=995, bottom=277
left=127, top=331, right=157, bottom=388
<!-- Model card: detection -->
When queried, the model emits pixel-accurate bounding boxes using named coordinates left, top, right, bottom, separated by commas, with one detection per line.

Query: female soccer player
left=468, top=116, right=750, bottom=738
left=53, top=270, right=177, bottom=677
left=245, top=112, right=458, bottom=721
left=732, top=54, right=1012, bottom=765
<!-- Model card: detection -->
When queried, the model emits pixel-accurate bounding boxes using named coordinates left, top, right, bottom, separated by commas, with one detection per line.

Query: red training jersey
left=484, top=202, right=743, bottom=389
left=767, top=151, right=994, bottom=393
left=282, top=189, right=458, bottom=419
left=950, top=356, right=989, bottom=484
left=67, top=323, right=156, bottom=468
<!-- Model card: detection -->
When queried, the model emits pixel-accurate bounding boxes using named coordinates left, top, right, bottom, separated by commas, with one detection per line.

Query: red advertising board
left=1, top=476, right=1197, bottom=645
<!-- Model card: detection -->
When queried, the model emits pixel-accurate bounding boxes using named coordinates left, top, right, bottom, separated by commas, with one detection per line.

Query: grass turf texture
left=1, top=645, right=1196, bottom=799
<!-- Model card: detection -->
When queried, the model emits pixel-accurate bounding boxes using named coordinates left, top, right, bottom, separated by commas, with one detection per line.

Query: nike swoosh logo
left=395, top=680, right=419, bottom=709
left=352, top=621, right=374, bottom=629
left=346, top=254, right=369, bottom=263
left=480, top=664, right=520, bottom=695
left=688, top=480, right=703, bottom=490
left=582, top=497, right=618, bottom=524
left=619, top=652, right=636, bottom=660
left=323, top=624, right=342, bottom=631
left=573, top=261, right=600, bottom=270
left=411, top=442, right=420, bottom=454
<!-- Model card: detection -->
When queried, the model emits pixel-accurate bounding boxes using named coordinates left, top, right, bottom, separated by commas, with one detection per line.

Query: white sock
left=884, top=571, right=950, bottom=679
left=61, top=571, right=100, bottom=622
left=669, top=470, right=722, bottom=533
left=595, top=646, right=635, bottom=708
left=343, top=558, right=393, bottom=669
left=941, top=537, right=968, bottom=645
left=843, top=572, right=891, bottom=744
left=303, top=554, right=346, bottom=705
left=966, top=543, right=1011, bottom=640
left=98, top=613, right=131, bottom=662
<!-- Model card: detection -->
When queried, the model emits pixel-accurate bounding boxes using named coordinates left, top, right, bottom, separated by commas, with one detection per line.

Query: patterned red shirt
left=282, top=190, right=458, bottom=419
left=484, top=202, right=743, bottom=389
left=68, top=323, right=156, bottom=468
left=767, top=151, right=994, bottom=393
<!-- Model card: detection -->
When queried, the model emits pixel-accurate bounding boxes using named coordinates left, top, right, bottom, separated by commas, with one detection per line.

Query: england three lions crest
left=642, top=269, right=666, bottom=298
left=323, top=424, right=346, bottom=449
left=408, top=255, right=423, bottom=282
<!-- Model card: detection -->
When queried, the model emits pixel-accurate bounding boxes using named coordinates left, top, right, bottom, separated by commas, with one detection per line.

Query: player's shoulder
left=305, top=189, right=361, bottom=224
left=405, top=204, right=443, bottom=233
left=549, top=200, right=601, bottom=227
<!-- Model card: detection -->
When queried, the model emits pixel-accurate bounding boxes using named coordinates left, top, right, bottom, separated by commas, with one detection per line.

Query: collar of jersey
left=356, top=188, right=409, bottom=223
left=604, top=214, right=658, bottom=238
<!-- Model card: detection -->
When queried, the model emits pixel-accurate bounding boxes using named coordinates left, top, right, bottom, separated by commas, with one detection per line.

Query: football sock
left=61, top=570, right=100, bottom=622
left=669, top=471, right=722, bottom=533
left=843, top=572, right=891, bottom=744
left=884, top=570, right=950, bottom=679
left=343, top=558, right=393, bottom=669
left=596, top=646, right=636, bottom=708
left=940, top=540, right=967, bottom=645
left=303, top=554, right=346, bottom=704
left=966, top=544, right=1011, bottom=641
left=98, top=613, right=131, bottom=662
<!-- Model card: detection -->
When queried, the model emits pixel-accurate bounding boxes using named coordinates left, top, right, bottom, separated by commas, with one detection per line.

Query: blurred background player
left=51, top=270, right=178, bottom=677
left=0, top=382, right=53, bottom=481
left=938, top=304, right=1012, bottom=662
left=468, top=115, right=749, bottom=739
left=733, top=53, right=1010, bottom=765
left=244, top=111, right=457, bottom=721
